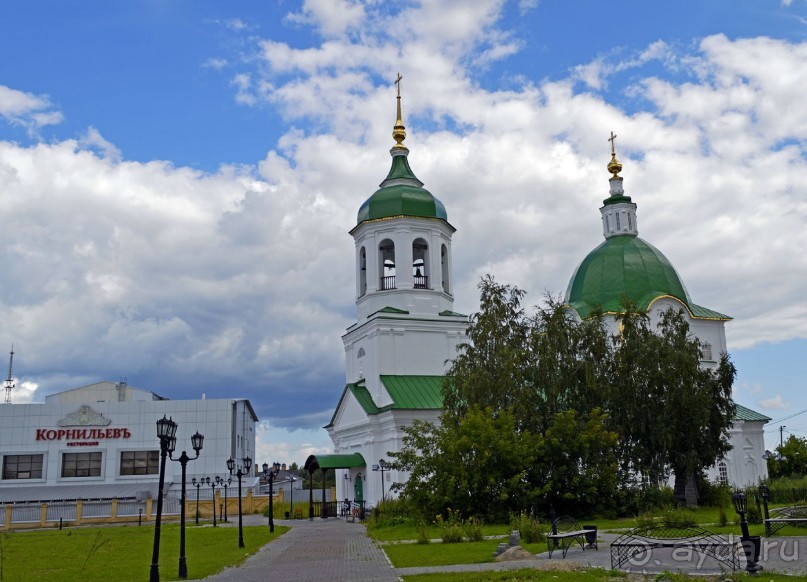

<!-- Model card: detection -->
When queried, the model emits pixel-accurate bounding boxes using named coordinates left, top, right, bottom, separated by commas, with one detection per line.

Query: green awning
left=304, top=453, right=366, bottom=473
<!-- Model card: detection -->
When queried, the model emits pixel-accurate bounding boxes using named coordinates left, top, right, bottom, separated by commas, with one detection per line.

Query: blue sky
left=1, top=0, right=806, bottom=464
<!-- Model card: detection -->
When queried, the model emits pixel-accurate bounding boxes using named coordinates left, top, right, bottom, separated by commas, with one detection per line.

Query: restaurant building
left=0, top=380, right=257, bottom=503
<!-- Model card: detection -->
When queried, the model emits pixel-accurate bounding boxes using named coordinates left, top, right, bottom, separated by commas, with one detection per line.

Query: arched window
left=379, top=239, right=396, bottom=290
left=359, top=247, right=367, bottom=297
left=441, top=244, right=449, bottom=293
left=412, top=238, right=429, bottom=289
left=718, top=461, right=728, bottom=485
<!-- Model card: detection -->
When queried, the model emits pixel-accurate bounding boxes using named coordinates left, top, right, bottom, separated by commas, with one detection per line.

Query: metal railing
left=414, top=275, right=428, bottom=289
left=381, top=276, right=396, bottom=290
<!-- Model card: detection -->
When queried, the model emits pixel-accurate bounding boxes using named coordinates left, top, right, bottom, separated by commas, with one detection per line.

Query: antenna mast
left=4, top=344, right=15, bottom=404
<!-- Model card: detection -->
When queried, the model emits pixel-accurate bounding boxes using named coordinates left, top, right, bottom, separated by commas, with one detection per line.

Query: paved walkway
left=201, top=516, right=807, bottom=581
left=200, top=515, right=397, bottom=582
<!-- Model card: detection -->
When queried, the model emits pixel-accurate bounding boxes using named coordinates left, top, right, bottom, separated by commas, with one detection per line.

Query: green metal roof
left=304, top=453, right=366, bottom=472
left=356, top=153, right=448, bottom=225
left=565, top=235, right=731, bottom=321
left=734, top=403, right=771, bottom=422
left=380, top=375, right=444, bottom=409
left=327, top=375, right=445, bottom=427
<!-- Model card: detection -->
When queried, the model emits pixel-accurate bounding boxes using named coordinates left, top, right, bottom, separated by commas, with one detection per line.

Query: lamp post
left=732, top=491, right=762, bottom=573
left=206, top=477, right=218, bottom=527
left=372, top=459, right=388, bottom=503
left=289, top=476, right=296, bottom=518
left=228, top=455, right=252, bottom=548
left=262, top=462, right=281, bottom=532
left=191, top=478, right=201, bottom=525
left=150, top=415, right=178, bottom=582
left=222, top=477, right=232, bottom=522
left=167, top=430, right=204, bottom=579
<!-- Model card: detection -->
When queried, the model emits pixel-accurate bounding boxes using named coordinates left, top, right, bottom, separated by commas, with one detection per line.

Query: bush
left=435, top=508, right=467, bottom=543
left=747, top=504, right=762, bottom=524
left=463, top=516, right=483, bottom=542
left=510, top=511, right=543, bottom=544
left=416, top=520, right=430, bottom=544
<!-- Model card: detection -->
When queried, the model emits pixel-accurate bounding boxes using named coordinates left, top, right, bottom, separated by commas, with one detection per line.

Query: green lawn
left=0, top=524, right=284, bottom=581
left=383, top=539, right=501, bottom=567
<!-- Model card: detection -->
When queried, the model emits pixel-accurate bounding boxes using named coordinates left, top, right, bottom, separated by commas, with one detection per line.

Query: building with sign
left=0, top=381, right=258, bottom=503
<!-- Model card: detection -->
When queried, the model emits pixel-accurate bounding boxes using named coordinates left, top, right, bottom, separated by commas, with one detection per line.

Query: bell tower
left=342, top=78, right=467, bottom=404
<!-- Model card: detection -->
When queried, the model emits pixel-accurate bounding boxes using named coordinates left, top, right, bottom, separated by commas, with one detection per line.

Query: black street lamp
left=732, top=491, right=762, bottom=574
left=222, top=477, right=232, bottom=522
left=289, top=475, right=296, bottom=518
left=191, top=478, right=201, bottom=525
left=372, top=459, right=388, bottom=502
left=262, top=462, right=281, bottom=532
left=150, top=415, right=178, bottom=582
left=168, top=430, right=204, bottom=579
left=206, top=477, right=218, bottom=527
left=228, top=455, right=252, bottom=548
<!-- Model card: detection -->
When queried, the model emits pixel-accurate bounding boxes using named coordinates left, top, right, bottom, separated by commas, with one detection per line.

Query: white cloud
left=286, top=0, right=366, bottom=38
left=0, top=85, right=63, bottom=134
left=759, top=395, right=790, bottom=410
left=78, top=127, right=121, bottom=162
left=204, top=58, right=229, bottom=70
left=3, top=5, right=807, bottom=444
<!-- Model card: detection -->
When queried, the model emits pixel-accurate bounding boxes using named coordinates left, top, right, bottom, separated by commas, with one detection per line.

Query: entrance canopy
left=304, top=453, right=366, bottom=473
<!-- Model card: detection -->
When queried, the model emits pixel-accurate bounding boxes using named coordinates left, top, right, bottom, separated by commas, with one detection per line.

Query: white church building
left=325, top=90, right=769, bottom=507
left=563, top=139, right=770, bottom=493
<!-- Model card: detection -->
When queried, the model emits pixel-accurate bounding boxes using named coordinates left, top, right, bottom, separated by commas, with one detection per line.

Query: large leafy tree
left=611, top=307, right=736, bottom=497
left=393, top=276, right=737, bottom=517
left=390, top=407, right=538, bottom=519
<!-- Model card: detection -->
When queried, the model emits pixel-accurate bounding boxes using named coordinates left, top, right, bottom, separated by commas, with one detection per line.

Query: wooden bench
left=610, top=524, right=739, bottom=572
left=545, top=516, right=597, bottom=559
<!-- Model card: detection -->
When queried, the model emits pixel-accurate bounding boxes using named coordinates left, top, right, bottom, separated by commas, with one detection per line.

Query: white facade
left=704, top=416, right=769, bottom=487
left=327, top=100, right=467, bottom=506
left=0, top=381, right=258, bottom=502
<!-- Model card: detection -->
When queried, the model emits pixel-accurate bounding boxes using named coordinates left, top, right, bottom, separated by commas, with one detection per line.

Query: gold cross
left=608, top=131, right=618, bottom=155
left=395, top=72, right=402, bottom=97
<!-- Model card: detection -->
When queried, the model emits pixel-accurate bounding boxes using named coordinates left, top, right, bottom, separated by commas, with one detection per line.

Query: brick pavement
left=199, top=515, right=397, bottom=582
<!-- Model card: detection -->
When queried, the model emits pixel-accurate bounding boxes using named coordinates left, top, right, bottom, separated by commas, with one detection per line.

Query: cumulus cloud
left=2, top=5, right=807, bottom=459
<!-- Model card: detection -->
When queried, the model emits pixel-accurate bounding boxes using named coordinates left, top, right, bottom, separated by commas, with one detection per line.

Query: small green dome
left=357, top=154, right=448, bottom=225
left=565, top=235, right=691, bottom=319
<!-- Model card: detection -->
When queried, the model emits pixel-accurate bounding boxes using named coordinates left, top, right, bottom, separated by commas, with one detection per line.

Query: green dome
left=357, top=153, right=448, bottom=225
left=565, top=235, right=692, bottom=319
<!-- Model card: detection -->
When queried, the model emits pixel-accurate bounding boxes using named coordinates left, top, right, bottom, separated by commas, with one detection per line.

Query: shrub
left=747, top=504, right=762, bottom=524
left=416, top=520, right=430, bottom=544
left=510, top=511, right=543, bottom=544
left=463, top=516, right=483, bottom=542
left=436, top=508, right=465, bottom=543
left=661, top=509, right=698, bottom=528
left=718, top=504, right=728, bottom=527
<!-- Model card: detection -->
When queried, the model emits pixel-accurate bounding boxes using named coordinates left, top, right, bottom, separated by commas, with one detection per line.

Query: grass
left=0, top=523, right=284, bottom=581
left=383, top=539, right=500, bottom=567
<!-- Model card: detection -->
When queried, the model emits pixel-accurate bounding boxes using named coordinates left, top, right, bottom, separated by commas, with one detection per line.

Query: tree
left=390, top=407, right=538, bottom=520
left=769, top=435, right=807, bottom=478
left=397, top=275, right=737, bottom=516
left=611, top=306, right=736, bottom=501
left=442, top=275, right=530, bottom=424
